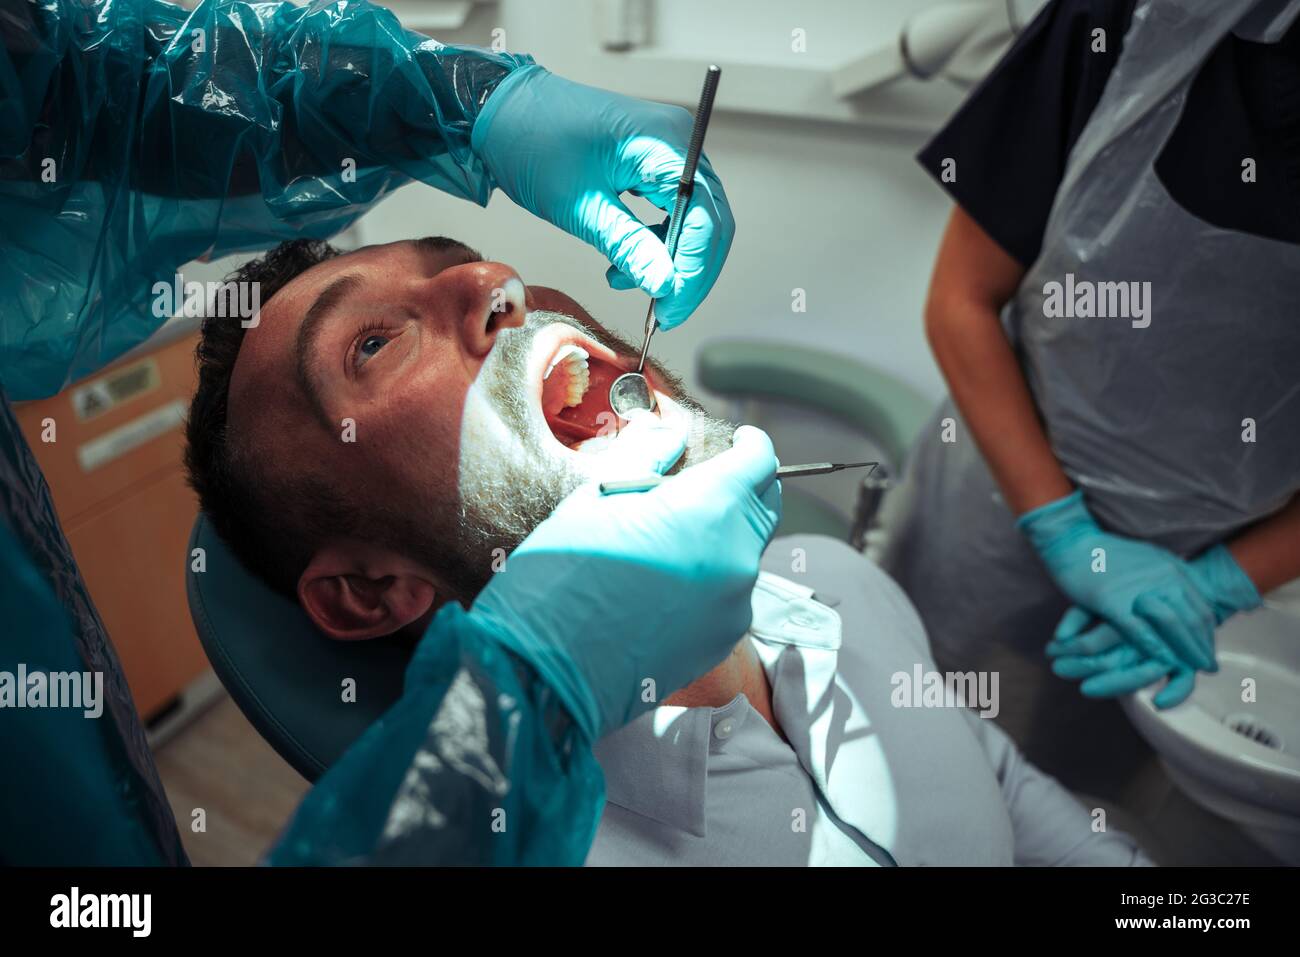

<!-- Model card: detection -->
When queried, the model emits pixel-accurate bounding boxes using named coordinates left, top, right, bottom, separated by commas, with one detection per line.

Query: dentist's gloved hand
left=1019, top=490, right=1218, bottom=673
left=471, top=419, right=781, bottom=741
left=471, top=66, right=734, bottom=329
left=1045, top=544, right=1261, bottom=709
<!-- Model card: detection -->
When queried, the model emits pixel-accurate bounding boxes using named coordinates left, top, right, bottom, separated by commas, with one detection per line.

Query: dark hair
left=185, top=239, right=346, bottom=598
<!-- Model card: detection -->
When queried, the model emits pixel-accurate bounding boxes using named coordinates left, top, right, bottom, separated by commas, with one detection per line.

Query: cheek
left=373, top=379, right=469, bottom=484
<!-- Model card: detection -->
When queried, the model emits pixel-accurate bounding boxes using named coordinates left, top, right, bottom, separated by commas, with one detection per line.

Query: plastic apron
left=879, top=0, right=1300, bottom=783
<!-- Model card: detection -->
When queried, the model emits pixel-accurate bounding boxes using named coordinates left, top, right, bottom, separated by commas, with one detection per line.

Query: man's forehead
left=231, top=238, right=479, bottom=400
left=270, top=238, right=472, bottom=321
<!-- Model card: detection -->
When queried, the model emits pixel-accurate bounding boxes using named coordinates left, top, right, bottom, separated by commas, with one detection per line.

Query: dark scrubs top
left=919, top=0, right=1300, bottom=268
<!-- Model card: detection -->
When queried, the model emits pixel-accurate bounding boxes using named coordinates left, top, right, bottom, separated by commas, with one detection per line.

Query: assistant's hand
left=1046, top=612, right=1196, bottom=709
left=1045, top=543, right=1262, bottom=709
left=1019, top=490, right=1218, bottom=673
left=470, top=419, right=781, bottom=741
left=471, top=66, right=734, bottom=329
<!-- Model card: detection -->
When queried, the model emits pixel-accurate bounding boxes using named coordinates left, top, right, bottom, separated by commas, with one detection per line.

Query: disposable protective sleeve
left=0, top=0, right=533, bottom=400
left=266, top=602, right=605, bottom=866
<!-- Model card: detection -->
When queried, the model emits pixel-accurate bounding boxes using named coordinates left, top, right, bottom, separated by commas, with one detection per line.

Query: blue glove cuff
left=1189, top=544, right=1263, bottom=622
left=1016, top=488, right=1090, bottom=542
left=470, top=63, right=551, bottom=160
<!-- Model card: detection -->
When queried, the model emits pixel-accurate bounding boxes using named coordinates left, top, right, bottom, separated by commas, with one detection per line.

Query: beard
left=421, top=309, right=736, bottom=601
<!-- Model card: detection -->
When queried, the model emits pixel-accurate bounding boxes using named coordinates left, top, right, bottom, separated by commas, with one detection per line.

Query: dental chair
left=188, top=341, right=933, bottom=781
left=186, top=514, right=409, bottom=782
left=696, top=339, right=931, bottom=546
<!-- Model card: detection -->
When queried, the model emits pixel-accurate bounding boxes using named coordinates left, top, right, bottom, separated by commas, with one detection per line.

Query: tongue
left=544, top=358, right=623, bottom=443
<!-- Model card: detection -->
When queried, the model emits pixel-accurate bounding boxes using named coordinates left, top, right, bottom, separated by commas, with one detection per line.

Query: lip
left=528, top=320, right=673, bottom=457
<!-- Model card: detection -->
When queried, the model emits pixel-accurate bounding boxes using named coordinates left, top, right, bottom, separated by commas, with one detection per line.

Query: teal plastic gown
left=0, top=0, right=603, bottom=865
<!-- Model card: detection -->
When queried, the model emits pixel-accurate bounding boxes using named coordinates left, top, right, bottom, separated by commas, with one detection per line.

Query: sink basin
left=1121, top=581, right=1300, bottom=863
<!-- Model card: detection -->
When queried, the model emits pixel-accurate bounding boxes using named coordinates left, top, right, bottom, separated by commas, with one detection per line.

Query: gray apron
left=880, top=0, right=1300, bottom=785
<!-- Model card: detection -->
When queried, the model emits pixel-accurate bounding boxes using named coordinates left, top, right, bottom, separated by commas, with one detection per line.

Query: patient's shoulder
left=762, top=534, right=932, bottom=656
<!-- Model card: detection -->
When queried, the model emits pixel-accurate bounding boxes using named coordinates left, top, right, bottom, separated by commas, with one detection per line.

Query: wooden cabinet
left=14, top=329, right=209, bottom=721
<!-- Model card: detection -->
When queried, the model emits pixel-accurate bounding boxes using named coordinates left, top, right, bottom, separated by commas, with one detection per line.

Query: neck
left=664, top=637, right=779, bottom=732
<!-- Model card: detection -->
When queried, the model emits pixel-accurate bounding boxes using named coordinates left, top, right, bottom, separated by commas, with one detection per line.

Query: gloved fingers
left=1163, top=587, right=1218, bottom=670
left=605, top=221, right=667, bottom=291
left=1052, top=605, right=1095, bottom=642
left=581, top=192, right=676, bottom=299
left=652, top=176, right=733, bottom=330
left=1078, top=658, right=1176, bottom=698
left=1153, top=668, right=1197, bottom=710
left=1133, top=591, right=1215, bottom=671
left=754, top=478, right=783, bottom=546
left=1051, top=644, right=1143, bottom=679
left=1046, top=620, right=1124, bottom=658
left=673, top=425, right=778, bottom=497
left=593, top=408, right=688, bottom=478
left=612, top=114, right=713, bottom=209
left=605, top=166, right=734, bottom=328
left=1112, top=614, right=1181, bottom=668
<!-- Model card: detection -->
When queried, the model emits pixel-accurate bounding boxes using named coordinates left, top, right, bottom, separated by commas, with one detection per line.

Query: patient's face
left=228, top=238, right=731, bottom=611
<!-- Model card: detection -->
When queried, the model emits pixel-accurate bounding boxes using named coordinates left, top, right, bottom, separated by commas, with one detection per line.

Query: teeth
left=544, top=344, right=590, bottom=407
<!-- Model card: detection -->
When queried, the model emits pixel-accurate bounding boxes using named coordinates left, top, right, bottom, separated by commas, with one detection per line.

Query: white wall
left=184, top=1, right=1001, bottom=408
left=355, top=0, right=975, bottom=405
left=360, top=107, right=954, bottom=403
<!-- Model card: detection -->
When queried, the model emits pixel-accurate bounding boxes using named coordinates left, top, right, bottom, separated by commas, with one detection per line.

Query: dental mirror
left=609, top=371, right=657, bottom=418
left=607, top=66, right=719, bottom=425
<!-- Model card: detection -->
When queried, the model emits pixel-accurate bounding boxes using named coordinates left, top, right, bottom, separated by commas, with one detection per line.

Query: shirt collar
left=592, top=572, right=842, bottom=838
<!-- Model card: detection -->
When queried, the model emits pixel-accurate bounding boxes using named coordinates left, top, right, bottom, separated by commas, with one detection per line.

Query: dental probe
left=599, top=461, right=877, bottom=496
left=608, top=65, right=722, bottom=420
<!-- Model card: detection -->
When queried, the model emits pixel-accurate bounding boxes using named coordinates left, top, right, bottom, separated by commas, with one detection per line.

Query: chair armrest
left=696, top=339, right=932, bottom=467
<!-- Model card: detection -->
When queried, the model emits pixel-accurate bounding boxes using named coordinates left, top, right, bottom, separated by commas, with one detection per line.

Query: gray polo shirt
left=586, top=535, right=1150, bottom=866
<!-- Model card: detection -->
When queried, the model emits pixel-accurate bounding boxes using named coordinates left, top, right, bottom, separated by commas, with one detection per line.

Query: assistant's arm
left=961, top=710, right=1153, bottom=866
left=1221, top=492, right=1300, bottom=597
left=923, top=206, right=1071, bottom=515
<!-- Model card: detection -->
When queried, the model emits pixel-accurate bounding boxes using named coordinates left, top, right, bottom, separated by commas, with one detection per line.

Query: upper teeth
left=545, top=344, right=590, bottom=407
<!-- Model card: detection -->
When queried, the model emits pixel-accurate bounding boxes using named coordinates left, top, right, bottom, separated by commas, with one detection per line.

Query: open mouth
left=539, top=332, right=633, bottom=450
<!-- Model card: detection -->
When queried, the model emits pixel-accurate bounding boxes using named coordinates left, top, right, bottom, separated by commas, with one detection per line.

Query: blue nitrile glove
left=1046, top=544, right=1262, bottom=709
left=1019, top=490, right=1218, bottom=672
left=1184, top=543, right=1264, bottom=624
left=1046, top=613, right=1197, bottom=709
left=471, top=422, right=781, bottom=741
left=471, top=65, right=734, bottom=329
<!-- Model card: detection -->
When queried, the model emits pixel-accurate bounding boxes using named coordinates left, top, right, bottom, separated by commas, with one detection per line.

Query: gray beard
left=442, top=309, right=736, bottom=599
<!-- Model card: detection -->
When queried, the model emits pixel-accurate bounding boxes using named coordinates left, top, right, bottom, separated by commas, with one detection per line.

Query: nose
left=436, top=262, right=528, bottom=358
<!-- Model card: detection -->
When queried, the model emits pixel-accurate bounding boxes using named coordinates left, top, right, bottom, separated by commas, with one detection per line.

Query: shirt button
left=714, top=719, right=735, bottom=740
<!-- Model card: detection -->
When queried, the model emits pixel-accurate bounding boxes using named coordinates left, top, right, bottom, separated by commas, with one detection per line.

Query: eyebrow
left=296, top=272, right=364, bottom=428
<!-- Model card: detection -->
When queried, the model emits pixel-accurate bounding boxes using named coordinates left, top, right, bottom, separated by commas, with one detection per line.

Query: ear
left=298, top=541, right=440, bottom=641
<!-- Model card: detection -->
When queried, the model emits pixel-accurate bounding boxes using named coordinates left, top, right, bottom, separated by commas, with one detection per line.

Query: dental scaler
left=608, top=64, right=722, bottom=421
left=599, top=462, right=878, bottom=496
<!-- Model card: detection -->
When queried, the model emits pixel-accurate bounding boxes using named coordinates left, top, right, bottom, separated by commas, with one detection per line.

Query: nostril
left=485, top=300, right=513, bottom=335
left=484, top=276, right=527, bottom=336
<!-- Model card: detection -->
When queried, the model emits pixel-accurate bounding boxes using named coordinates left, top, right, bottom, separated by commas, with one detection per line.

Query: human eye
left=352, top=324, right=393, bottom=370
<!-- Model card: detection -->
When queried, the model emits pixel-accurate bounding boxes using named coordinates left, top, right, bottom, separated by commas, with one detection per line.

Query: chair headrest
left=185, top=513, right=409, bottom=782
